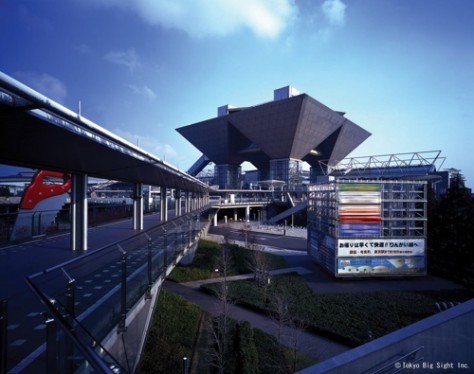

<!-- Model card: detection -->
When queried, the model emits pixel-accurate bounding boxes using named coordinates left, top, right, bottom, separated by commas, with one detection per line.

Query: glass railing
left=25, top=207, right=210, bottom=373
left=0, top=203, right=166, bottom=245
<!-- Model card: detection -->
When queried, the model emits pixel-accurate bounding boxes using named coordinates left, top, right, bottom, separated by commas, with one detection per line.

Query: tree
left=246, top=242, right=272, bottom=290
left=269, top=282, right=308, bottom=374
left=428, top=171, right=474, bottom=286
left=207, top=235, right=235, bottom=373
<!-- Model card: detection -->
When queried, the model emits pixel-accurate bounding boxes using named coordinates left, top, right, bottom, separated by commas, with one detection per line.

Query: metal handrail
left=24, top=205, right=211, bottom=372
left=25, top=279, right=119, bottom=373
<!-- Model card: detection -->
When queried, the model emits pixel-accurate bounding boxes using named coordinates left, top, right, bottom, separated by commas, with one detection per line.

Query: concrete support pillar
left=71, top=174, right=88, bottom=251
left=233, top=209, right=238, bottom=221
left=175, top=189, right=182, bottom=216
left=160, top=186, right=168, bottom=222
left=133, top=182, right=143, bottom=230
left=245, top=205, right=250, bottom=222
left=183, top=191, right=187, bottom=213
left=213, top=212, right=218, bottom=226
left=188, top=191, right=192, bottom=213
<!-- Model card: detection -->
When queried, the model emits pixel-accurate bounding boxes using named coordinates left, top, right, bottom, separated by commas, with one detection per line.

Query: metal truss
left=319, top=150, right=445, bottom=177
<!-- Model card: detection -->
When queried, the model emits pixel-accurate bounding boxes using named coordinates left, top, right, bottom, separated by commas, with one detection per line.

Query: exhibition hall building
left=177, top=86, right=446, bottom=278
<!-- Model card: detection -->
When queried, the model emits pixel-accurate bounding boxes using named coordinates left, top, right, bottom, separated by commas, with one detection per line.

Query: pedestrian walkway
left=0, top=212, right=165, bottom=373
left=224, top=221, right=307, bottom=239
left=162, top=280, right=350, bottom=362
left=182, top=267, right=313, bottom=288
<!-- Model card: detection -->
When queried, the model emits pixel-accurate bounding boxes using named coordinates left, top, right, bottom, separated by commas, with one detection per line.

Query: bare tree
left=270, top=292, right=291, bottom=343
left=287, top=317, right=307, bottom=373
left=206, top=235, right=235, bottom=373
left=269, top=284, right=308, bottom=373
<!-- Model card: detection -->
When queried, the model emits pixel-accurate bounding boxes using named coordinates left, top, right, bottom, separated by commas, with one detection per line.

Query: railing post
left=60, top=268, right=76, bottom=373
left=0, top=300, right=7, bottom=374
left=61, top=268, right=76, bottom=318
left=118, top=245, right=127, bottom=333
left=182, top=357, right=189, bottom=374
left=45, top=315, right=57, bottom=374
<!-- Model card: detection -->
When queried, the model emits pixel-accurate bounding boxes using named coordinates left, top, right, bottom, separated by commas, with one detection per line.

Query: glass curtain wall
left=214, top=164, right=242, bottom=189
left=270, top=159, right=302, bottom=190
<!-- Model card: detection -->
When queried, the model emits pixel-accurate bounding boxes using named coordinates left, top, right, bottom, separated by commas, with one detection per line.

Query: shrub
left=138, top=290, right=202, bottom=373
left=236, top=322, right=259, bottom=374
left=201, top=274, right=474, bottom=347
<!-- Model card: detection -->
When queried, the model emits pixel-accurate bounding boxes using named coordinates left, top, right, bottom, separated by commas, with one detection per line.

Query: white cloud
left=113, top=128, right=179, bottom=162
left=92, top=0, right=296, bottom=38
left=13, top=71, right=67, bottom=104
left=322, top=0, right=346, bottom=26
left=104, top=48, right=142, bottom=71
left=128, top=84, right=157, bottom=101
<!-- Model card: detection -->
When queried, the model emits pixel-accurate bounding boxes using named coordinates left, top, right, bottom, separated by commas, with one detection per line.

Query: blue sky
left=1, top=0, right=473, bottom=187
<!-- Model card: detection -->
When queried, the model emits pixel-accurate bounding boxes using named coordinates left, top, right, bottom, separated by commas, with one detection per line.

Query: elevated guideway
left=0, top=71, right=209, bottom=251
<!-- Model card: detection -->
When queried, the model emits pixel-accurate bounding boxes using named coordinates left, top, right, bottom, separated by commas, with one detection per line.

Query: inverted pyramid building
left=177, top=86, right=371, bottom=189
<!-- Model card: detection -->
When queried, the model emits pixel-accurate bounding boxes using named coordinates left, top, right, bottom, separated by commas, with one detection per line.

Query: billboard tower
left=307, top=180, right=427, bottom=277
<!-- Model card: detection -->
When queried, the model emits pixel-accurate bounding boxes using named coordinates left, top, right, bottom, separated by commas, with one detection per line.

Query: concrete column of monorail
left=175, top=189, right=182, bottom=216
left=133, top=182, right=144, bottom=230
left=160, top=186, right=168, bottom=222
left=186, top=192, right=192, bottom=212
left=71, top=173, right=88, bottom=251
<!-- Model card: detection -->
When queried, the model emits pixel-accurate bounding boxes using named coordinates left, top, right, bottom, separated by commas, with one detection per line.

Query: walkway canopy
left=0, top=71, right=208, bottom=194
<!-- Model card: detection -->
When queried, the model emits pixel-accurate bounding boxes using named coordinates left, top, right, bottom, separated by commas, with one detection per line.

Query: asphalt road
left=208, top=225, right=307, bottom=251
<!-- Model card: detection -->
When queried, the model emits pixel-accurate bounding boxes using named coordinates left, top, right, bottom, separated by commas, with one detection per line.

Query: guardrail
left=24, top=207, right=210, bottom=373
left=0, top=203, right=164, bottom=245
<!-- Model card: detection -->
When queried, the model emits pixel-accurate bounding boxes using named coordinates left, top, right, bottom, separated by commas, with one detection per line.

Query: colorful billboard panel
left=338, top=191, right=381, bottom=205
left=339, top=205, right=381, bottom=223
left=338, top=183, right=381, bottom=192
left=339, top=223, right=381, bottom=237
left=338, top=183, right=382, bottom=237
left=337, top=238, right=425, bottom=257
left=337, top=256, right=425, bottom=276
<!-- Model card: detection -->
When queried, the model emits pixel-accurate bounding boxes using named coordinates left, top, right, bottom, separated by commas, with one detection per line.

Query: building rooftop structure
left=319, top=150, right=449, bottom=197
left=177, top=86, right=371, bottom=189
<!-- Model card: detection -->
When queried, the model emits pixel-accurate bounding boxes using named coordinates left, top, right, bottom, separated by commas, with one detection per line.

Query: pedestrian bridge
left=0, top=71, right=214, bottom=373
left=24, top=207, right=211, bottom=373
left=0, top=71, right=293, bottom=373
